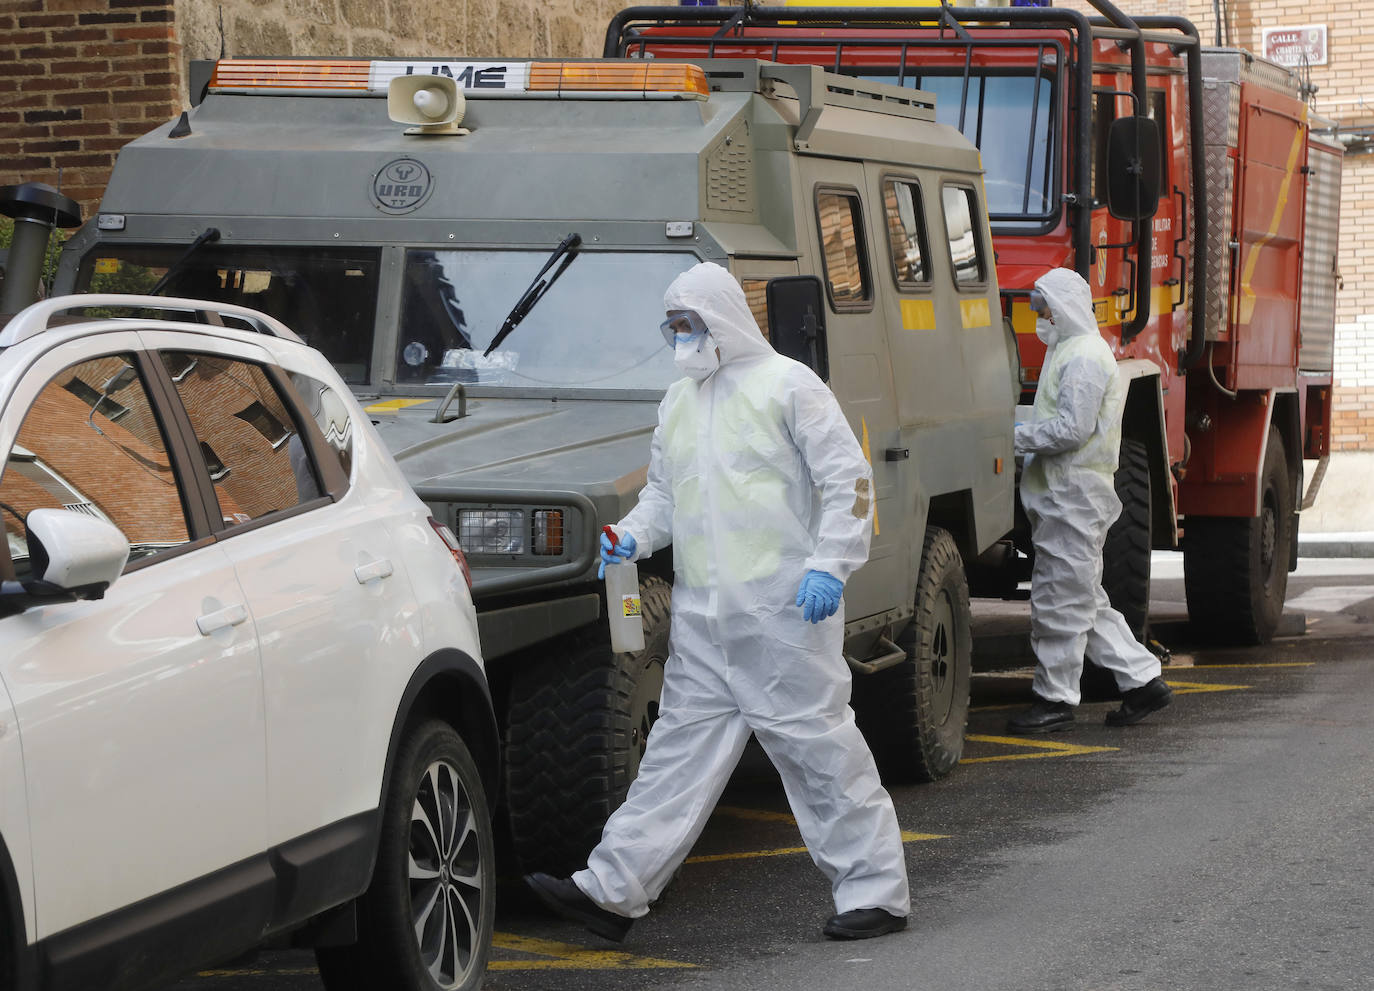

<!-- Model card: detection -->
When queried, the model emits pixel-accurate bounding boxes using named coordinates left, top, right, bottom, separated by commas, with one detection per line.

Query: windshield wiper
left=483, top=233, right=581, bottom=357
left=148, top=226, right=221, bottom=295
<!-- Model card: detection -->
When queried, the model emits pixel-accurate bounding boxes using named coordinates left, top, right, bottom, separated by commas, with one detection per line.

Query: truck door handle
left=197, top=603, right=249, bottom=636
left=354, top=559, right=395, bottom=584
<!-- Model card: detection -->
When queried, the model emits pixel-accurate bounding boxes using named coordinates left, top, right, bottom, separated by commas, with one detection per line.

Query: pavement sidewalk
left=1298, top=452, right=1374, bottom=557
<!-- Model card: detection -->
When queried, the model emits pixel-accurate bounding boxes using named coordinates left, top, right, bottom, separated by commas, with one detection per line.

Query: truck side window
left=0, top=355, right=190, bottom=577
left=1091, top=90, right=1116, bottom=206
left=160, top=353, right=324, bottom=527
left=741, top=279, right=772, bottom=340
left=942, top=185, right=986, bottom=286
left=1147, top=89, right=1169, bottom=189
left=883, top=179, right=931, bottom=287
left=815, top=189, right=872, bottom=310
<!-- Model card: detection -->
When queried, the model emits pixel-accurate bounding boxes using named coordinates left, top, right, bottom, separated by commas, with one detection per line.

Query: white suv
left=0, top=296, right=496, bottom=991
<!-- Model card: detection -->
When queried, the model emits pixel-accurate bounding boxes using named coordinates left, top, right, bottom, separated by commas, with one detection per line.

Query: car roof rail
left=0, top=295, right=304, bottom=348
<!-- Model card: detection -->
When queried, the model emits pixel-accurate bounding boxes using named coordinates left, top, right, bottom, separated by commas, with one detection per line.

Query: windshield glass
left=861, top=69, right=1056, bottom=229
left=397, top=249, right=696, bottom=390
left=74, top=246, right=381, bottom=384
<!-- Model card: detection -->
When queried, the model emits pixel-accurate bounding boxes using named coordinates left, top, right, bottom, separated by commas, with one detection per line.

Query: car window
left=0, top=354, right=190, bottom=579
left=883, top=179, right=931, bottom=286
left=288, top=371, right=354, bottom=484
left=816, top=189, right=872, bottom=309
left=942, top=185, right=987, bottom=286
left=160, top=352, right=323, bottom=527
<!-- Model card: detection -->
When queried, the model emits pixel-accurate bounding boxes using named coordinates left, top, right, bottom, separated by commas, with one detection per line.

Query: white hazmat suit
left=1014, top=268, right=1161, bottom=705
left=573, top=262, right=910, bottom=921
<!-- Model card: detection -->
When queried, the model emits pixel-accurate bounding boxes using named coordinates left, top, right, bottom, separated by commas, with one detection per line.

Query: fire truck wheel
left=1085, top=438, right=1153, bottom=700
left=1183, top=426, right=1292, bottom=646
left=503, top=575, right=671, bottom=876
left=853, top=526, right=972, bottom=784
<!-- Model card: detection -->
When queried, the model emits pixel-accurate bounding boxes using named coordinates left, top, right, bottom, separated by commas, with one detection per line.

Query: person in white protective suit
left=1009, top=267, right=1174, bottom=733
left=524, top=261, right=910, bottom=942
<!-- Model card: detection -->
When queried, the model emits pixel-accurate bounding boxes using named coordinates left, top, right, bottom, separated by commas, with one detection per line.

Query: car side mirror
left=0, top=509, right=129, bottom=614
left=1106, top=115, right=1162, bottom=221
left=766, top=275, right=829, bottom=381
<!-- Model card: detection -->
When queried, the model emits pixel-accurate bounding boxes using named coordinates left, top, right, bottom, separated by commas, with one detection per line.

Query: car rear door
left=0, top=334, right=270, bottom=942
left=142, top=333, right=422, bottom=856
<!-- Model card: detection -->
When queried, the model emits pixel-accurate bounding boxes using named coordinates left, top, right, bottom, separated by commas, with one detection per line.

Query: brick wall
left=1, top=0, right=180, bottom=212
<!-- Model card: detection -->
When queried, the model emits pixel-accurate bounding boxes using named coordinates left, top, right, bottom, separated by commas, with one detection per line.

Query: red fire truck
left=606, top=1, right=1343, bottom=646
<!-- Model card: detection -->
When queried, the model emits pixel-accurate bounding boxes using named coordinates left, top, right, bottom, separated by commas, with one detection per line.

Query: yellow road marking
left=1174, top=662, right=1313, bottom=669
left=690, top=807, right=945, bottom=863
left=960, top=734, right=1118, bottom=763
left=364, top=398, right=431, bottom=413
left=196, top=969, right=320, bottom=978
left=490, top=933, right=695, bottom=971
left=1164, top=680, right=1250, bottom=695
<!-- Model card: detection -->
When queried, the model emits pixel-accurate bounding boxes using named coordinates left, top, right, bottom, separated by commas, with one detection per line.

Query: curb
left=1298, top=532, right=1374, bottom=558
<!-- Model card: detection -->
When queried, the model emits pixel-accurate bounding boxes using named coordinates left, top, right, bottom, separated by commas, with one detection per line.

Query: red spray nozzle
left=602, top=524, right=618, bottom=549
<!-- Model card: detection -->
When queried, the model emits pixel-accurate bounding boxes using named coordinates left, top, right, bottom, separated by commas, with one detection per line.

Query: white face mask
left=1035, top=318, right=1058, bottom=347
left=674, top=332, right=720, bottom=380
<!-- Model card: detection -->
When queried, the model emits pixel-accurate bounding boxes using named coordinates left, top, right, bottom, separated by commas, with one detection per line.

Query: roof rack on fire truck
left=0, top=296, right=302, bottom=349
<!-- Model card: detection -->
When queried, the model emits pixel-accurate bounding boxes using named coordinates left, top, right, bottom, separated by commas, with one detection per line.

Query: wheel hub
left=410, top=759, right=482, bottom=990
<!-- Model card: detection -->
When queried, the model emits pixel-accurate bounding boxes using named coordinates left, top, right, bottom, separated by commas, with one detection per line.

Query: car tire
left=853, top=526, right=972, bottom=783
left=315, top=720, right=495, bottom=991
left=1183, top=426, right=1292, bottom=646
left=505, top=575, right=671, bottom=875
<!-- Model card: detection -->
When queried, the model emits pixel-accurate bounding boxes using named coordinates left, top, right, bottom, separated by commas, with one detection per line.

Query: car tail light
left=428, top=516, right=472, bottom=589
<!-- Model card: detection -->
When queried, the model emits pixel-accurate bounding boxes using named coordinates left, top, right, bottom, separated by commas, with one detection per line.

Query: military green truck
left=52, top=54, right=1017, bottom=873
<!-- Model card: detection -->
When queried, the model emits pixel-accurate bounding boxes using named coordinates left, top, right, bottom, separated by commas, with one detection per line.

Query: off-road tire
left=1084, top=438, right=1152, bottom=700
left=1183, top=426, right=1292, bottom=646
left=853, top=526, right=972, bottom=783
left=504, top=575, right=672, bottom=875
left=1102, top=437, right=1152, bottom=640
left=316, top=720, right=495, bottom=991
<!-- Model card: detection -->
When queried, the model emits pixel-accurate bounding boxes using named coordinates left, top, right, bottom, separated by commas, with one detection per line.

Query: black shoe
left=524, top=872, right=633, bottom=942
left=823, top=908, right=907, bottom=940
left=1105, top=677, right=1173, bottom=726
left=1006, top=697, right=1075, bottom=734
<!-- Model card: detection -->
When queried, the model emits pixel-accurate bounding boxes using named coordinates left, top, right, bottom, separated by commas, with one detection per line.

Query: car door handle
left=354, top=559, right=395, bottom=584
left=197, top=603, right=249, bottom=636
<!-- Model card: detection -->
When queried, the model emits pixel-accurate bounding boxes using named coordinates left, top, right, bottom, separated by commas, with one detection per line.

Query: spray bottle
left=602, top=525, right=645, bottom=653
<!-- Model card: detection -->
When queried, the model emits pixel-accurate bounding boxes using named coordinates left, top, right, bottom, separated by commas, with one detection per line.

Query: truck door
left=797, top=159, right=905, bottom=620
left=1230, top=83, right=1307, bottom=387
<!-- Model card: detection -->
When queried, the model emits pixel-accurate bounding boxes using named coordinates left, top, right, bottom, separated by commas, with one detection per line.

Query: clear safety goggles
left=659, top=310, right=710, bottom=348
left=1028, top=289, right=1051, bottom=317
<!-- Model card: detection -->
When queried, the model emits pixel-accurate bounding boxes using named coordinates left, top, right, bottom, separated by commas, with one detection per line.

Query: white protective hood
left=663, top=262, right=774, bottom=366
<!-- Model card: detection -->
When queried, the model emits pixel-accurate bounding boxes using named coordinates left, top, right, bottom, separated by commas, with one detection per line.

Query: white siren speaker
left=387, top=74, right=467, bottom=135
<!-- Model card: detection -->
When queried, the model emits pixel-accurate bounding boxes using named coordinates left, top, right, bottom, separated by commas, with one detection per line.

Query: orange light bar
left=209, top=59, right=371, bottom=93
left=527, top=61, right=709, bottom=98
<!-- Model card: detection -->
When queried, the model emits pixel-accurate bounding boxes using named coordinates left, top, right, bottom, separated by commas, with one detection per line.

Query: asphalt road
left=177, top=556, right=1374, bottom=991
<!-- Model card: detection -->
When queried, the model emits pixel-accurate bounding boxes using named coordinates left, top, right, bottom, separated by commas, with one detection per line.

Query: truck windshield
left=397, top=249, right=695, bottom=391
left=862, top=70, right=1057, bottom=230
left=73, top=245, right=380, bottom=384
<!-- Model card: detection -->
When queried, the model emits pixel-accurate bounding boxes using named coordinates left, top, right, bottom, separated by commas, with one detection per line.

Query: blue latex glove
left=796, top=569, right=844, bottom=624
left=598, top=529, right=637, bottom=580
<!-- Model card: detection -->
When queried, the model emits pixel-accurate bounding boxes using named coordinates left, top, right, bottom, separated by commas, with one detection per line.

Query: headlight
left=458, top=509, right=525, bottom=554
